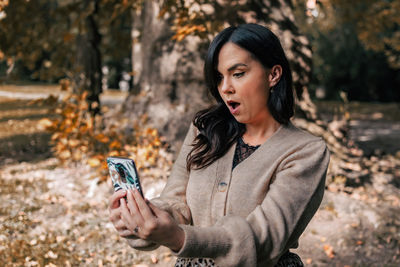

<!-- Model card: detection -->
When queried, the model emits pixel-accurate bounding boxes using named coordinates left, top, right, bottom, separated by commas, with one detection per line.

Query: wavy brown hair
left=187, top=24, right=294, bottom=171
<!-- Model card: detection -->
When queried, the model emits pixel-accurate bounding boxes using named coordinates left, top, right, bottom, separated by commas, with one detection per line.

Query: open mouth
left=227, top=100, right=240, bottom=110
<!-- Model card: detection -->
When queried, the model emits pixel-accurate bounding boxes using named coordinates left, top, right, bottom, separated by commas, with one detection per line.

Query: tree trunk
left=123, top=0, right=209, bottom=149
left=74, top=1, right=102, bottom=116
left=119, top=0, right=370, bottom=183
left=123, top=0, right=318, bottom=146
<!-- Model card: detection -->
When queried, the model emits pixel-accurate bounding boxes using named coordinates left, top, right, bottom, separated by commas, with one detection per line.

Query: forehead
left=217, top=42, right=253, bottom=71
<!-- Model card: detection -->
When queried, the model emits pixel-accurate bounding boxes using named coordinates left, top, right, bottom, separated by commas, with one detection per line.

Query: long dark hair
left=187, top=24, right=294, bottom=171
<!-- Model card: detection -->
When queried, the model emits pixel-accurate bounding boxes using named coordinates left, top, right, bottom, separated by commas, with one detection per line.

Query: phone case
left=106, top=156, right=143, bottom=196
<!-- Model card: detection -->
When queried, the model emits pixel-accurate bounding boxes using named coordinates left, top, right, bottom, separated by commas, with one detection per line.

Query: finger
left=120, top=229, right=135, bottom=237
left=120, top=197, right=138, bottom=232
left=120, top=210, right=137, bottom=235
left=146, top=200, right=165, bottom=217
left=114, top=219, right=127, bottom=230
left=120, top=197, right=129, bottom=213
left=146, top=200, right=158, bottom=212
left=127, top=190, right=144, bottom=227
left=132, top=188, right=155, bottom=219
left=126, top=190, right=141, bottom=218
left=115, top=222, right=133, bottom=236
left=109, top=190, right=127, bottom=210
left=109, top=208, right=121, bottom=223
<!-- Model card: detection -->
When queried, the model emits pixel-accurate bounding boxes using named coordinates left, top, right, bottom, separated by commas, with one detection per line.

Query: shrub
left=39, top=91, right=170, bottom=182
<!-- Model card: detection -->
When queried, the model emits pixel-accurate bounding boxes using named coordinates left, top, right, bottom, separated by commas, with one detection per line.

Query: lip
left=226, top=100, right=240, bottom=115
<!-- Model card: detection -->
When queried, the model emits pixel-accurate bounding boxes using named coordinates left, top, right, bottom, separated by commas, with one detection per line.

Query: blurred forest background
left=0, top=0, right=399, bottom=266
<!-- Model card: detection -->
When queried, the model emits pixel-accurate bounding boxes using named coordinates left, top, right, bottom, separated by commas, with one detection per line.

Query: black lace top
left=232, top=137, right=260, bottom=170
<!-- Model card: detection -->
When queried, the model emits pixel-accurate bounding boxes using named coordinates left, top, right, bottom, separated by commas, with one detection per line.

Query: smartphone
left=106, top=156, right=143, bottom=197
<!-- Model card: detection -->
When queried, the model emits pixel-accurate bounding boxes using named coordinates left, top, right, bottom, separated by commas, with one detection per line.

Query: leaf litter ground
left=0, top=92, right=400, bottom=266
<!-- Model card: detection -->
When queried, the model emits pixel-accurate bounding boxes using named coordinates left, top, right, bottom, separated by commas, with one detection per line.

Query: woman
left=109, top=24, right=330, bottom=266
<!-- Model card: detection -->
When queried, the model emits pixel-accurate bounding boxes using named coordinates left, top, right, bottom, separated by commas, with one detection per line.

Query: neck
left=242, top=117, right=281, bottom=146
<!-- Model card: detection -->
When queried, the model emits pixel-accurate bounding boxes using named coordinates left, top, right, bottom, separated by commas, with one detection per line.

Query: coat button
left=218, top=182, right=228, bottom=192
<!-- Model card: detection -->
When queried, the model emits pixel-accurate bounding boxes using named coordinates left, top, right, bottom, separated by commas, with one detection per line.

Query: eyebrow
left=227, top=63, right=248, bottom=72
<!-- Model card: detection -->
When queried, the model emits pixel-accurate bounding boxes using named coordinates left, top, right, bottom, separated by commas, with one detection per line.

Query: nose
left=219, top=77, right=234, bottom=94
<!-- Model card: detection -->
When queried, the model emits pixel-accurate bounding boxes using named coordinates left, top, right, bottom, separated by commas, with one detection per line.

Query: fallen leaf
left=45, top=250, right=58, bottom=259
left=323, top=244, right=335, bottom=258
left=88, top=158, right=101, bottom=167
left=38, top=118, right=54, bottom=130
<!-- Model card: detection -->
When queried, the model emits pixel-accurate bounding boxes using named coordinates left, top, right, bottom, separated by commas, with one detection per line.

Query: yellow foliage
left=59, top=150, right=71, bottom=160
left=38, top=118, right=54, bottom=130
left=0, top=0, right=9, bottom=12
left=72, top=151, right=82, bottom=161
left=88, top=157, right=101, bottom=167
left=41, top=91, right=170, bottom=183
left=68, top=139, right=80, bottom=147
left=109, top=140, right=122, bottom=149
left=95, top=134, right=110, bottom=143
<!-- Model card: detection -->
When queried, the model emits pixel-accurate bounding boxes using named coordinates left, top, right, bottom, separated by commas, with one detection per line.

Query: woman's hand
left=108, top=190, right=137, bottom=238
left=120, top=188, right=185, bottom=252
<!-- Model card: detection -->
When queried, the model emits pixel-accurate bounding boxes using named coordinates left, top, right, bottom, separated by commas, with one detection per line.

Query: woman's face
left=217, top=42, right=273, bottom=125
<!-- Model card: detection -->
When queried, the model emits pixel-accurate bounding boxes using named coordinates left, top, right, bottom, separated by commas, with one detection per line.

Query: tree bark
left=123, top=0, right=209, bottom=149
left=74, top=1, right=102, bottom=115
left=123, top=0, right=319, bottom=148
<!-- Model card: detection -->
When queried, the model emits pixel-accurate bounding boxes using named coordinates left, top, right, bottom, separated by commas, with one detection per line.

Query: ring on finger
left=134, top=226, right=139, bottom=233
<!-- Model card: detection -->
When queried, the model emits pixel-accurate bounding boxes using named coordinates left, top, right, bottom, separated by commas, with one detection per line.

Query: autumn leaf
left=108, top=151, right=120, bottom=157
left=88, top=157, right=101, bottom=167
left=38, top=118, right=54, bottom=130
left=109, top=140, right=121, bottom=149
left=323, top=244, right=335, bottom=258
left=95, top=133, right=110, bottom=143
left=59, top=150, right=71, bottom=160
left=72, top=151, right=82, bottom=161
left=40, top=91, right=167, bottom=183
left=68, top=139, right=80, bottom=147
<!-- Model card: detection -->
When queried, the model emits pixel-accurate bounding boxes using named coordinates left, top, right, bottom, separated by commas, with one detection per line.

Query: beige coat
left=128, top=122, right=330, bottom=267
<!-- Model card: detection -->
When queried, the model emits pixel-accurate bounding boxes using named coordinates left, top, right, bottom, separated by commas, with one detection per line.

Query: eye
left=233, top=72, right=245, bottom=78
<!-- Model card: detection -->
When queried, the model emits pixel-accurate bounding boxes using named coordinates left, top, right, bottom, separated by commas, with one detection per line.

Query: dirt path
left=1, top=87, right=400, bottom=266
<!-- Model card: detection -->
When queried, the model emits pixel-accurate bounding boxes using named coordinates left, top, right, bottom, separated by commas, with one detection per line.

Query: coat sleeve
left=174, top=139, right=330, bottom=266
left=150, top=123, right=197, bottom=224
left=126, top=123, right=196, bottom=250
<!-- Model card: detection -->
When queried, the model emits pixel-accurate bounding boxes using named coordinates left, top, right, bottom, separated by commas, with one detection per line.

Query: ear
left=267, top=65, right=283, bottom=87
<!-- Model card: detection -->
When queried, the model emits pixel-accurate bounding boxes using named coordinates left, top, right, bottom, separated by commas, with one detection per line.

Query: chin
left=233, top=116, right=248, bottom=124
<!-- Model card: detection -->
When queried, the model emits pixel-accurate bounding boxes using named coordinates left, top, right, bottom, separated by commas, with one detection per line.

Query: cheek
left=250, top=87, right=269, bottom=108
left=217, top=87, right=222, bottom=96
